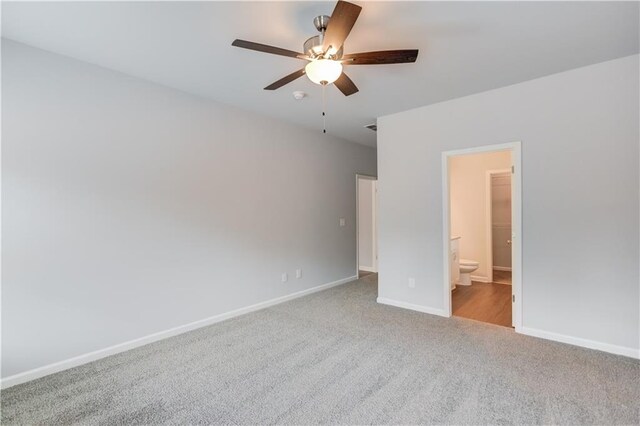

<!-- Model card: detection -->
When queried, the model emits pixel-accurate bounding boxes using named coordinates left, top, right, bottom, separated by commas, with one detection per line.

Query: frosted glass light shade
left=305, top=59, right=343, bottom=85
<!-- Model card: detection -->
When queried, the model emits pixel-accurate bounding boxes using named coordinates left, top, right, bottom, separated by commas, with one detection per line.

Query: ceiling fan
left=231, top=0, right=419, bottom=97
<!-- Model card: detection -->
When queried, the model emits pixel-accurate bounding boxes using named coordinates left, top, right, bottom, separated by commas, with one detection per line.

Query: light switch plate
left=339, top=218, right=346, bottom=227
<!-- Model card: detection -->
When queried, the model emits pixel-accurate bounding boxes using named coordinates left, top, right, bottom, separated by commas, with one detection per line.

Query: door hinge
left=511, top=165, right=514, bottom=174
left=512, top=294, right=515, bottom=303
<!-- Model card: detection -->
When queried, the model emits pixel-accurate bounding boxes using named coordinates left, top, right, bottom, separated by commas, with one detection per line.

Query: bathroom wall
left=377, top=54, right=639, bottom=357
left=449, top=151, right=512, bottom=281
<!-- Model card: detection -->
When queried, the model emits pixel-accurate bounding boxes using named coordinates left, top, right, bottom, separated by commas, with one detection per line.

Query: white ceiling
left=3, top=1, right=638, bottom=147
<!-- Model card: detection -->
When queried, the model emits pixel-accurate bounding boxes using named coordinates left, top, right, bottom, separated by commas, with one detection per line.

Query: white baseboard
left=470, top=275, right=490, bottom=283
left=1, top=275, right=357, bottom=389
left=519, top=326, right=639, bottom=359
left=493, top=266, right=512, bottom=272
left=358, top=266, right=377, bottom=273
left=376, top=297, right=448, bottom=318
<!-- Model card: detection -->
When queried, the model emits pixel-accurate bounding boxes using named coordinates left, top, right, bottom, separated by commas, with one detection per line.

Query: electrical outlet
left=339, top=218, right=346, bottom=227
left=282, top=273, right=288, bottom=283
left=408, top=277, right=416, bottom=288
left=296, top=269, right=302, bottom=279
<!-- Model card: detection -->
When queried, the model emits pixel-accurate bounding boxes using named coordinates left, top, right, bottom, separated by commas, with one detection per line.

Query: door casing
left=441, top=141, right=522, bottom=330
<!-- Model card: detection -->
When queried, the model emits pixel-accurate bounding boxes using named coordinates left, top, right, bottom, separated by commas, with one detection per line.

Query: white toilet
left=458, top=259, right=479, bottom=286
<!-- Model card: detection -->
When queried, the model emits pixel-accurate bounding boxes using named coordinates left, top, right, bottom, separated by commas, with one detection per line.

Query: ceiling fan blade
left=334, top=72, right=359, bottom=96
left=264, top=69, right=306, bottom=90
left=342, top=50, right=419, bottom=65
left=322, top=1, right=362, bottom=55
left=232, top=39, right=303, bottom=59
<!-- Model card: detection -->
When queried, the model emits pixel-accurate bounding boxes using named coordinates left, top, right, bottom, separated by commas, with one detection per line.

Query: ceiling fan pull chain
left=322, top=82, right=327, bottom=134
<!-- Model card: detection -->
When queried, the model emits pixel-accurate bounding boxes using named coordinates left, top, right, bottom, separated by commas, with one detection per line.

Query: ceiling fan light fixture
left=232, top=1, right=418, bottom=98
left=305, top=59, right=343, bottom=85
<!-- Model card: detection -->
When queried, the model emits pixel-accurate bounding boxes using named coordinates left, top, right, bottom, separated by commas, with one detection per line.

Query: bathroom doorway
left=442, top=142, right=521, bottom=329
left=356, top=174, right=378, bottom=279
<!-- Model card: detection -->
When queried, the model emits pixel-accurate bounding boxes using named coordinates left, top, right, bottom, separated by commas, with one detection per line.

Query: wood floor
left=452, top=273, right=512, bottom=327
left=492, top=269, right=512, bottom=284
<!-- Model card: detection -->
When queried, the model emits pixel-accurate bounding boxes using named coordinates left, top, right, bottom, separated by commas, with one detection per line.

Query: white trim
left=372, top=180, right=378, bottom=272
left=441, top=153, right=453, bottom=317
left=493, top=266, right=512, bottom=272
left=512, top=142, right=522, bottom=330
left=0, top=275, right=357, bottom=389
left=377, top=297, right=448, bottom=318
left=442, top=141, right=522, bottom=330
left=520, top=327, right=640, bottom=360
left=470, top=275, right=491, bottom=283
left=358, top=265, right=376, bottom=272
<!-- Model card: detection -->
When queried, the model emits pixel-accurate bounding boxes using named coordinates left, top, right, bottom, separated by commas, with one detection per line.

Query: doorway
left=442, top=142, right=521, bottom=330
left=356, top=174, right=377, bottom=278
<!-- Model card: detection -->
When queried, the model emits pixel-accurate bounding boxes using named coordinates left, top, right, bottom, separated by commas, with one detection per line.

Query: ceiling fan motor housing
left=304, top=37, right=344, bottom=59
left=304, top=17, right=344, bottom=60
left=303, top=35, right=323, bottom=57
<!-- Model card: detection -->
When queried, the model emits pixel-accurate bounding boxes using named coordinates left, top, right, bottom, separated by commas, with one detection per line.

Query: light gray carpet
left=2, top=274, right=639, bottom=425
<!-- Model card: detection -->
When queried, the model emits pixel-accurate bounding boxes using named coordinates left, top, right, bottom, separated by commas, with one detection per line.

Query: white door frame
left=486, top=168, right=512, bottom=284
left=356, top=174, right=378, bottom=278
left=441, top=141, right=522, bottom=331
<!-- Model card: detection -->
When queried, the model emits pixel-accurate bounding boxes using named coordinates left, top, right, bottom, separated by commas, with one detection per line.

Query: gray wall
left=1, top=40, right=377, bottom=378
left=377, top=55, right=639, bottom=353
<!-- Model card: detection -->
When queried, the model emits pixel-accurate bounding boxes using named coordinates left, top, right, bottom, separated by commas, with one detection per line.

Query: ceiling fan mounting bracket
left=313, top=15, right=331, bottom=32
